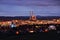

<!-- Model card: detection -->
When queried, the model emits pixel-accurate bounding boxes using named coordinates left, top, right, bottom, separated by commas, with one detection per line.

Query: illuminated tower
left=29, top=11, right=36, bottom=21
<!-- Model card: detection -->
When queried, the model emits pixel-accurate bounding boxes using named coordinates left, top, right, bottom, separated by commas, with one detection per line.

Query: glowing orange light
left=44, top=29, right=48, bottom=32
left=8, top=21, right=11, bottom=24
left=15, top=20, right=18, bottom=22
left=16, top=31, right=19, bottom=35
left=29, top=30, right=34, bottom=33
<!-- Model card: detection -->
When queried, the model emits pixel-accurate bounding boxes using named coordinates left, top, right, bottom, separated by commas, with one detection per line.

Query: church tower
left=29, top=11, right=36, bottom=21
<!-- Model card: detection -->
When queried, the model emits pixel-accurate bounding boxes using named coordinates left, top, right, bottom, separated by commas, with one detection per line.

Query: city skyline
left=0, top=0, right=60, bottom=16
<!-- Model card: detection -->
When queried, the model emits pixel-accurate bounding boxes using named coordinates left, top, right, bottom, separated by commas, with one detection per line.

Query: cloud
left=0, top=4, right=60, bottom=16
left=0, top=0, right=60, bottom=6
left=0, top=0, right=60, bottom=16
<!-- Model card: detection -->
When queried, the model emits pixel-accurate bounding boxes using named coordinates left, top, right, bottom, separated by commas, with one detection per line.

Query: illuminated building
left=10, top=22, right=16, bottom=28
left=48, top=25, right=56, bottom=30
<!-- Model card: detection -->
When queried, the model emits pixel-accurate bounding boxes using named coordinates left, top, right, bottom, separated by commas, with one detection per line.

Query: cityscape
left=0, top=0, right=60, bottom=40
left=0, top=12, right=60, bottom=27
left=0, top=12, right=60, bottom=40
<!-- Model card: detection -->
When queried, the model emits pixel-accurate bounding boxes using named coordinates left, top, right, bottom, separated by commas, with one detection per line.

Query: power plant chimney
left=29, top=11, right=36, bottom=21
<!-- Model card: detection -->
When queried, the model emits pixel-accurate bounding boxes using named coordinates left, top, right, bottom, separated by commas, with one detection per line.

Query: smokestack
left=29, top=11, right=36, bottom=21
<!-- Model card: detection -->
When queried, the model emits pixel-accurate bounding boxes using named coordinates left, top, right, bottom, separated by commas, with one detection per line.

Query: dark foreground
left=0, top=24, right=60, bottom=40
left=0, top=31, right=60, bottom=40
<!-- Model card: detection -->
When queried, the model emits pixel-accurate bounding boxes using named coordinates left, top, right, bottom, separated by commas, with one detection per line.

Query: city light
left=35, top=26, right=40, bottom=28
left=44, top=29, right=48, bottom=32
left=48, top=25, right=56, bottom=30
left=29, top=30, right=34, bottom=33
left=16, top=31, right=19, bottom=35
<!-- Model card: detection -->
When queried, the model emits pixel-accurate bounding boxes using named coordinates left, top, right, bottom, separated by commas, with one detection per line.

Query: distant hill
left=0, top=16, right=60, bottom=21
left=36, top=16, right=60, bottom=20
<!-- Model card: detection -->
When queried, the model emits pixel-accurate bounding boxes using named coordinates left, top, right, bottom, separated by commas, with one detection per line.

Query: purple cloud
left=0, top=0, right=60, bottom=6
left=0, top=0, right=60, bottom=16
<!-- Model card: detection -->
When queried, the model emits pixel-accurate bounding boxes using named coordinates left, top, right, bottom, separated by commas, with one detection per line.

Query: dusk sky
left=0, top=0, right=60, bottom=16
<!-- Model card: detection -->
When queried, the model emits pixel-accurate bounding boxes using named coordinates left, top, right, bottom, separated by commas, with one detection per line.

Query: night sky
left=0, top=0, right=60, bottom=16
